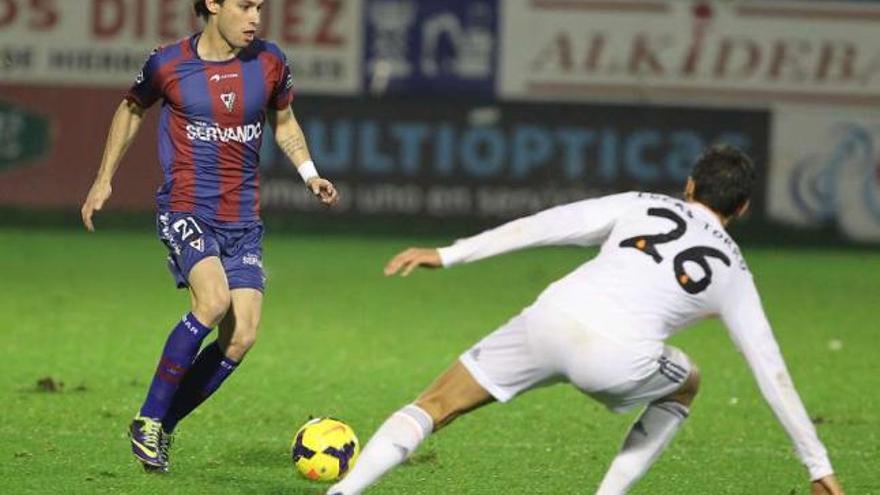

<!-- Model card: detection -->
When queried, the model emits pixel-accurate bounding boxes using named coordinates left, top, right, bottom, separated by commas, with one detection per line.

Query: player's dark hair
left=690, top=145, right=756, bottom=218
left=194, top=0, right=224, bottom=20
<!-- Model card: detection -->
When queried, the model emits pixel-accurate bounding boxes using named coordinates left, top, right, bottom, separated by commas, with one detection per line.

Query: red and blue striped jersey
left=127, top=34, right=294, bottom=223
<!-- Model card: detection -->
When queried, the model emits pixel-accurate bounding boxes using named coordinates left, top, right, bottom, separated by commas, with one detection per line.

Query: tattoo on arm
left=278, top=133, right=307, bottom=157
left=273, top=108, right=311, bottom=165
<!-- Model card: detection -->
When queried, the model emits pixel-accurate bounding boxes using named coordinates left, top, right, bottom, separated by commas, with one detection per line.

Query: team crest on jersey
left=220, top=91, right=236, bottom=113
left=189, top=238, right=205, bottom=252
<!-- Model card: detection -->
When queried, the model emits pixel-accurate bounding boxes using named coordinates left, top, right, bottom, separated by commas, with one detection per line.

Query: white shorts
left=459, top=303, right=692, bottom=413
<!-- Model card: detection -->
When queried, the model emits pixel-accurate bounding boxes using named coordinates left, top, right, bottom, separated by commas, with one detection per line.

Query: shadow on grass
left=194, top=469, right=332, bottom=495
left=187, top=470, right=298, bottom=495
left=231, top=445, right=290, bottom=466
left=404, top=449, right=439, bottom=467
left=182, top=446, right=320, bottom=494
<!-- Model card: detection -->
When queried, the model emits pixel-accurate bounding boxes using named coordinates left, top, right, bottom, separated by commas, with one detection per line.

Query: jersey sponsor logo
left=209, top=73, right=240, bottom=83
left=186, top=121, right=263, bottom=143
left=220, top=91, right=236, bottom=113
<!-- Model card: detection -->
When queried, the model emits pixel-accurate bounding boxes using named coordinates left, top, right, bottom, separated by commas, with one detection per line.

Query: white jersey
left=438, top=191, right=833, bottom=480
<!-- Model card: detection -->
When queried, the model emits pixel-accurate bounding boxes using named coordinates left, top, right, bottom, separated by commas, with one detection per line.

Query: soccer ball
left=291, top=417, right=360, bottom=482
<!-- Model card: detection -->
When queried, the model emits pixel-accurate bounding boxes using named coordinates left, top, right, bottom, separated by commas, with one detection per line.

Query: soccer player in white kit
left=328, top=146, right=844, bottom=495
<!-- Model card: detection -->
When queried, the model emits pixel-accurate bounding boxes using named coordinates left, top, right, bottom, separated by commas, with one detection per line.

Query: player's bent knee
left=237, top=314, right=261, bottom=338
left=193, top=290, right=232, bottom=326
left=670, top=365, right=701, bottom=407
left=685, top=365, right=701, bottom=395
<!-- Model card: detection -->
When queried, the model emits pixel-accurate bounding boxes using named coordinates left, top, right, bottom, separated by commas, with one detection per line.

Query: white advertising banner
left=768, top=105, right=880, bottom=242
left=500, top=0, right=880, bottom=106
left=0, top=0, right=362, bottom=94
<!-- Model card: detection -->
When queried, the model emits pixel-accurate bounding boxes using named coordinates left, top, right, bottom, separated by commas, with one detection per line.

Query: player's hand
left=307, top=177, right=339, bottom=206
left=81, top=180, right=112, bottom=232
left=811, top=475, right=844, bottom=495
left=384, top=248, right=442, bottom=277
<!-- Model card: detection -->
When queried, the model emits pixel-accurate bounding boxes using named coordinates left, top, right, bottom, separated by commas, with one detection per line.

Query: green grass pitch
left=1, top=227, right=877, bottom=494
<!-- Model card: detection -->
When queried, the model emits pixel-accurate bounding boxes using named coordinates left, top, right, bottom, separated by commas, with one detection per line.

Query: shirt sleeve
left=720, top=269, right=833, bottom=480
left=125, top=48, right=163, bottom=109
left=271, top=53, right=294, bottom=110
left=438, top=192, right=638, bottom=267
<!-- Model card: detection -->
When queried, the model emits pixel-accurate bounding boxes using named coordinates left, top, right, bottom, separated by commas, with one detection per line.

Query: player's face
left=215, top=0, right=263, bottom=48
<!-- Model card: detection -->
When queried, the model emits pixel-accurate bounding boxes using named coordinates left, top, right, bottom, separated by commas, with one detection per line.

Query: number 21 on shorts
left=172, top=216, right=204, bottom=241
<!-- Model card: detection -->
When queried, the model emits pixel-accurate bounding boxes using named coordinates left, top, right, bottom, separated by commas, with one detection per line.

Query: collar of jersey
left=688, top=201, right=726, bottom=230
left=190, top=32, right=246, bottom=66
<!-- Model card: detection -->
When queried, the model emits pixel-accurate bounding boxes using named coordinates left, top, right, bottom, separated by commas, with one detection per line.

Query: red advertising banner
left=0, top=85, right=161, bottom=209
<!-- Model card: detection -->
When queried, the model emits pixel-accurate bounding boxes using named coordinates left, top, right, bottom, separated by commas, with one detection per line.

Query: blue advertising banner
left=260, top=97, right=769, bottom=219
left=363, top=0, right=498, bottom=96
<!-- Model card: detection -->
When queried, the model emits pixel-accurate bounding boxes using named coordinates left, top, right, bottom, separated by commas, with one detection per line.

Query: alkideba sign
left=260, top=97, right=768, bottom=219
left=500, top=0, right=880, bottom=107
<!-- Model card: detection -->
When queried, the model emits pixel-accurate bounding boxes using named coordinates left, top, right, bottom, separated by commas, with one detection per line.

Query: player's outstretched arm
left=384, top=248, right=442, bottom=277
left=721, top=272, right=840, bottom=490
left=268, top=105, right=338, bottom=206
left=385, top=193, right=638, bottom=276
left=425, top=193, right=639, bottom=269
left=812, top=474, right=844, bottom=495
left=81, top=99, right=145, bottom=232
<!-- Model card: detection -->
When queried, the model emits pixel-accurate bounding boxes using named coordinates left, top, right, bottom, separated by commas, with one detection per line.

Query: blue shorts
left=157, top=211, right=265, bottom=292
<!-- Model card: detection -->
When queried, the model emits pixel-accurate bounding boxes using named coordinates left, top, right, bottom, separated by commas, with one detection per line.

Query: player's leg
left=216, top=288, right=262, bottom=360
left=595, top=347, right=701, bottom=495
left=158, top=221, right=264, bottom=444
left=163, top=288, right=262, bottom=433
left=327, top=361, right=494, bottom=495
left=329, top=307, right=558, bottom=495
left=131, top=256, right=230, bottom=466
left=415, top=360, right=497, bottom=430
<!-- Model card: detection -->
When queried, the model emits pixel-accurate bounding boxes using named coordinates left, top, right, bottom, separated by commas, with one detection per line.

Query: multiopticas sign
left=258, top=96, right=768, bottom=219
left=501, top=0, right=880, bottom=106
left=299, top=119, right=753, bottom=184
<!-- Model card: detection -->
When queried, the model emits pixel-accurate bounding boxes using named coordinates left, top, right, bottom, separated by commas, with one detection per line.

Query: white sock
left=327, top=404, right=433, bottom=495
left=596, top=400, right=689, bottom=495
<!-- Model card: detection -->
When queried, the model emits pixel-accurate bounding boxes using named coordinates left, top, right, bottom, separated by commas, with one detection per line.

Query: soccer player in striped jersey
left=328, top=147, right=843, bottom=495
left=80, top=0, right=338, bottom=472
